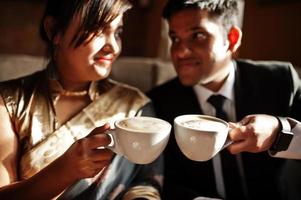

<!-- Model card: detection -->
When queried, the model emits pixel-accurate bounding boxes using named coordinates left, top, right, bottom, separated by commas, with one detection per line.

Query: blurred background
left=0, top=0, right=300, bottom=67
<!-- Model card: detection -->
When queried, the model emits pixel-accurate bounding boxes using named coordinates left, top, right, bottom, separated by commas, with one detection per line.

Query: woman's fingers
left=83, top=123, right=112, bottom=149
left=93, top=161, right=111, bottom=170
left=87, top=123, right=111, bottom=137
left=87, top=134, right=112, bottom=149
left=90, top=148, right=114, bottom=162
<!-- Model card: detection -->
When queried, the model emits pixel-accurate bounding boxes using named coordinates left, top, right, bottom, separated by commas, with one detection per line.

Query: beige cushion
left=0, top=54, right=176, bottom=92
left=0, top=54, right=47, bottom=81
left=111, top=57, right=176, bottom=92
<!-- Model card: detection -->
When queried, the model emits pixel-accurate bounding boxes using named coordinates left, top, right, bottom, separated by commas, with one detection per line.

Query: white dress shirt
left=193, top=63, right=236, bottom=121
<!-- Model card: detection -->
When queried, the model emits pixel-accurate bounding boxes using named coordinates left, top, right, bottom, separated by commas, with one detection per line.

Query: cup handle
left=106, top=129, right=122, bottom=155
left=222, top=137, right=233, bottom=149
left=222, top=128, right=234, bottom=150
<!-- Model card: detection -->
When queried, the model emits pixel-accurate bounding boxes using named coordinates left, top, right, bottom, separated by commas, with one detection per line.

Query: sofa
left=0, top=54, right=176, bottom=92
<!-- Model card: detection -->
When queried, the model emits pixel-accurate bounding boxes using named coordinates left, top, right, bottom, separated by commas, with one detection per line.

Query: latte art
left=118, top=117, right=169, bottom=133
left=181, top=119, right=226, bottom=132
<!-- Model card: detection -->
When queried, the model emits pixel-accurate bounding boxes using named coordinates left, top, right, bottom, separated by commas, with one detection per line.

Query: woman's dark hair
left=40, top=0, right=132, bottom=54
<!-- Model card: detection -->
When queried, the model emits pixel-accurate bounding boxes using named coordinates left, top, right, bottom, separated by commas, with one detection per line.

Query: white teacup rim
left=115, top=116, right=172, bottom=133
left=174, top=114, right=229, bottom=132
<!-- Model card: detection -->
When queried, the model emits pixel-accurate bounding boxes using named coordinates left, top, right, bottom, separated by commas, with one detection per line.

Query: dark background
left=0, top=0, right=300, bottom=67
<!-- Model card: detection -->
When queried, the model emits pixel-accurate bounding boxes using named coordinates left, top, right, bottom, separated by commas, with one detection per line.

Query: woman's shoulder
left=0, top=70, right=47, bottom=107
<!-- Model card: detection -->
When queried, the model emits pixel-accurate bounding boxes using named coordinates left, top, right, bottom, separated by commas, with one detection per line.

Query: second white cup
left=174, top=114, right=232, bottom=161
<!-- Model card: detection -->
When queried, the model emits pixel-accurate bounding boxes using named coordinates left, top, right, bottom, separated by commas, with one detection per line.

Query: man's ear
left=228, top=26, right=242, bottom=52
left=43, top=16, right=61, bottom=45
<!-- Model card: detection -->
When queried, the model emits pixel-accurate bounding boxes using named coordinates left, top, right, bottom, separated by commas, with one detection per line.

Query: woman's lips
left=94, top=57, right=113, bottom=64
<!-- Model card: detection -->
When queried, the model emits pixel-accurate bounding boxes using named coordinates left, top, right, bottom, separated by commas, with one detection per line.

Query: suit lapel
left=174, top=78, right=204, bottom=116
left=234, top=61, right=245, bottom=121
left=233, top=60, right=257, bottom=121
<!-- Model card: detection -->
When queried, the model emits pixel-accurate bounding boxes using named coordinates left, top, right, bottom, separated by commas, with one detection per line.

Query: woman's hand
left=227, top=114, right=279, bottom=154
left=0, top=101, right=115, bottom=199
left=56, top=123, right=114, bottom=180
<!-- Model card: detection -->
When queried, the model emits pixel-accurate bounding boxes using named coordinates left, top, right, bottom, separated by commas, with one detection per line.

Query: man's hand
left=227, top=114, right=280, bottom=154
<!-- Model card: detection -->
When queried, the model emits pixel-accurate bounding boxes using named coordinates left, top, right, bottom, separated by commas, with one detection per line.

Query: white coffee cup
left=108, top=116, right=171, bottom=164
left=174, top=114, right=232, bottom=161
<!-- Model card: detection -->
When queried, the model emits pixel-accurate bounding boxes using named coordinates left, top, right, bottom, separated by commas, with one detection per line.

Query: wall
left=0, top=0, right=301, bottom=67
left=239, top=1, right=301, bottom=67
left=121, top=0, right=166, bottom=57
left=0, top=1, right=45, bottom=56
left=0, top=0, right=166, bottom=58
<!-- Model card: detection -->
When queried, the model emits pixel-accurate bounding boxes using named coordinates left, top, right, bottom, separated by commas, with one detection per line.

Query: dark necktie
left=207, top=95, right=228, bottom=121
left=207, top=95, right=247, bottom=200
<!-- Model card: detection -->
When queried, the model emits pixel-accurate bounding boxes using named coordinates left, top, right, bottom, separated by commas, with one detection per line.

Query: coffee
left=118, top=117, right=169, bottom=133
left=181, top=119, right=226, bottom=132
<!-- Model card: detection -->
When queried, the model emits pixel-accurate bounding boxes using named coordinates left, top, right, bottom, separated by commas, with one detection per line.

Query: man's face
left=168, top=8, right=232, bottom=89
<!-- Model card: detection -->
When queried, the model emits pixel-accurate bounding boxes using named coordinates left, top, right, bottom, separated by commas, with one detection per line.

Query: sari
left=0, top=67, right=162, bottom=199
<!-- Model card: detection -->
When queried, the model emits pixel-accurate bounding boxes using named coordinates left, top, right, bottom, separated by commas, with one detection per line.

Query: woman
left=0, top=0, right=162, bottom=199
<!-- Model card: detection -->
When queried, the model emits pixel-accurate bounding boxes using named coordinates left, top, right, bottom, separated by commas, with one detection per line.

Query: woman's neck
left=58, top=79, right=90, bottom=92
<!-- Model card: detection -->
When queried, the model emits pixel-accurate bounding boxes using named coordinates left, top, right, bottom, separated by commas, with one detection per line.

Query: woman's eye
left=115, top=28, right=123, bottom=38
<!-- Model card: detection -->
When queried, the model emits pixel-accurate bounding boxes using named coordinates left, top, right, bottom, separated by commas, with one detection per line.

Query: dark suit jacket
left=148, top=59, right=301, bottom=200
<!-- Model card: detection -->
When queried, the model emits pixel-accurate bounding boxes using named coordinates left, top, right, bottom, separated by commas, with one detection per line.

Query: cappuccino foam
left=118, top=117, right=169, bottom=133
left=181, top=119, right=226, bottom=132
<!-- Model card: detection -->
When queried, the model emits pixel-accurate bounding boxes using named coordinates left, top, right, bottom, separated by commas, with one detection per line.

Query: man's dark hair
left=163, top=0, right=239, bottom=36
left=40, top=0, right=132, bottom=54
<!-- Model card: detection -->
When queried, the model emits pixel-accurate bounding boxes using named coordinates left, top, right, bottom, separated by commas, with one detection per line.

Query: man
left=148, top=0, right=301, bottom=199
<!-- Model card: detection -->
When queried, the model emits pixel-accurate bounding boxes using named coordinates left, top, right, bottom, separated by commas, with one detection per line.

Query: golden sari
left=0, top=68, right=162, bottom=200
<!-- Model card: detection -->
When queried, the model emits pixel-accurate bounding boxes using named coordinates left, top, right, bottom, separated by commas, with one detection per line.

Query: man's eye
left=194, top=32, right=207, bottom=40
left=170, top=35, right=179, bottom=43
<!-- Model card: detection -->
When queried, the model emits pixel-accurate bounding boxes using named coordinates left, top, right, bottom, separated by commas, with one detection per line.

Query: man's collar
left=193, top=62, right=236, bottom=103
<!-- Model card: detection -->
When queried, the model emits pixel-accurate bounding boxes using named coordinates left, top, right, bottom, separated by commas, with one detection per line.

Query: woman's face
left=54, top=14, right=123, bottom=83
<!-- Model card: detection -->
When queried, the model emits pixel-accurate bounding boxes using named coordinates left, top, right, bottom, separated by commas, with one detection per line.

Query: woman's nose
left=103, top=35, right=121, bottom=54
